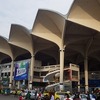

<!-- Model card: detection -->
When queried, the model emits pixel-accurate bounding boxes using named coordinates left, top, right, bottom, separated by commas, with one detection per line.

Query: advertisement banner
left=14, top=61, right=29, bottom=80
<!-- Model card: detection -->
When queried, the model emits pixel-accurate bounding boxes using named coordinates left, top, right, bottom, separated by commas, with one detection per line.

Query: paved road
left=0, top=94, right=18, bottom=100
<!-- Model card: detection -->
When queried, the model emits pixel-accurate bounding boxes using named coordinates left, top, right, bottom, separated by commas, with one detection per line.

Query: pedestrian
left=14, top=89, right=17, bottom=97
left=35, top=90, right=37, bottom=100
left=73, top=93, right=81, bottom=100
left=25, top=91, right=31, bottom=100
left=19, top=94, right=23, bottom=100
left=50, top=93, right=54, bottom=100
left=86, top=92, right=91, bottom=100
left=96, top=93, right=100, bottom=100
left=38, top=92, right=42, bottom=100
left=65, top=93, right=70, bottom=100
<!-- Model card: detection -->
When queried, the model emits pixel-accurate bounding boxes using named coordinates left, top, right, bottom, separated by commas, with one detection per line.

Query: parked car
left=80, top=94, right=87, bottom=100
left=29, top=90, right=39, bottom=100
left=21, top=90, right=28, bottom=97
left=70, top=94, right=87, bottom=100
left=55, top=91, right=72, bottom=100
left=70, top=93, right=96, bottom=100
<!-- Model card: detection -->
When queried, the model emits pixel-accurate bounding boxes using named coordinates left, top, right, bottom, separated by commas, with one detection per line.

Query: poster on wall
left=14, top=61, right=29, bottom=80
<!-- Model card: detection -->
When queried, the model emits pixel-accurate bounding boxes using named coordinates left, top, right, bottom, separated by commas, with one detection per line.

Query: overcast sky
left=0, top=0, right=74, bottom=38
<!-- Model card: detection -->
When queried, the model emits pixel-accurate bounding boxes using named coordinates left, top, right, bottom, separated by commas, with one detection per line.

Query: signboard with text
left=14, top=61, right=29, bottom=80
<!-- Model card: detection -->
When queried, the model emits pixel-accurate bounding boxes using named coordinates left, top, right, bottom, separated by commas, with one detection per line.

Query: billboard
left=14, top=61, right=29, bottom=80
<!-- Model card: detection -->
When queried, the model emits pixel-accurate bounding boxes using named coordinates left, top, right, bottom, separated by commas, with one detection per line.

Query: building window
left=72, top=70, right=78, bottom=80
left=5, top=72, right=7, bottom=76
left=34, top=72, right=40, bottom=76
left=8, top=72, right=10, bottom=76
left=1, top=73, right=3, bottom=77
left=41, top=71, right=48, bottom=76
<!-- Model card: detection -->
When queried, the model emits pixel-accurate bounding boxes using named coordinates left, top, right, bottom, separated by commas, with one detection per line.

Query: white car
left=29, top=90, right=39, bottom=100
left=70, top=94, right=87, bottom=100
left=70, top=94, right=96, bottom=100
left=80, top=94, right=88, bottom=100
left=21, top=90, right=28, bottom=97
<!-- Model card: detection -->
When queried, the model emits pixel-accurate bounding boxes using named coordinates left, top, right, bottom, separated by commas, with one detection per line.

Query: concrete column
left=9, top=60, right=14, bottom=88
left=13, top=80, right=15, bottom=87
left=28, top=55, right=35, bottom=90
left=84, top=57, right=89, bottom=93
left=59, top=48, right=64, bottom=91
left=17, top=81, right=20, bottom=89
left=23, top=80, right=25, bottom=85
left=78, top=71, right=80, bottom=92
left=0, top=66, right=2, bottom=81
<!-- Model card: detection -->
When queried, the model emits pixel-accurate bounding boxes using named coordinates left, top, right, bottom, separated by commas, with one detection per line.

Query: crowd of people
left=0, top=87, right=100, bottom=100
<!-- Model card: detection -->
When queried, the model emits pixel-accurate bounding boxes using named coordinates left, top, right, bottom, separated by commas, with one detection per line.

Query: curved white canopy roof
left=67, top=0, right=100, bottom=31
left=0, top=36, right=13, bottom=59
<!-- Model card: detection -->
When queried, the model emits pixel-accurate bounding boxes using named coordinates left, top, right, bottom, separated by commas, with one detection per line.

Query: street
left=0, top=94, right=18, bottom=100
